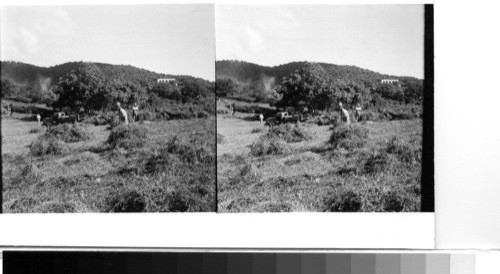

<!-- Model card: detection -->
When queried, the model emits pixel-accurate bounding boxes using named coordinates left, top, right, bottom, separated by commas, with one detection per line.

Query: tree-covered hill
left=216, top=60, right=422, bottom=89
left=1, top=61, right=214, bottom=115
left=1, top=61, right=206, bottom=86
left=216, top=60, right=424, bottom=118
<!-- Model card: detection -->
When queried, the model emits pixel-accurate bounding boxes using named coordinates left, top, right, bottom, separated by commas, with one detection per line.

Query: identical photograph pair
left=0, top=4, right=433, bottom=213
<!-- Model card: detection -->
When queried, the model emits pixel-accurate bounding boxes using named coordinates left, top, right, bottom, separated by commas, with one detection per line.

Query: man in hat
left=116, top=102, right=129, bottom=125
left=339, top=102, right=350, bottom=125
left=132, top=103, right=139, bottom=123
left=355, top=103, right=362, bottom=123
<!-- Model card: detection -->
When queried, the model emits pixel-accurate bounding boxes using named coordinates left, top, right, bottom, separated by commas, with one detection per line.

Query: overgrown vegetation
left=329, top=124, right=369, bottom=150
left=249, top=136, right=292, bottom=156
left=45, top=124, right=92, bottom=143
left=107, top=124, right=148, bottom=150
left=30, top=136, right=69, bottom=156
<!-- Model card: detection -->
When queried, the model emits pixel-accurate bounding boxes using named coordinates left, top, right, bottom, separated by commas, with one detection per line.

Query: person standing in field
left=259, top=113, right=264, bottom=125
left=355, top=103, right=362, bottom=123
left=36, top=114, right=41, bottom=124
left=132, top=103, right=139, bottom=122
left=116, top=102, right=129, bottom=125
left=339, top=102, right=350, bottom=125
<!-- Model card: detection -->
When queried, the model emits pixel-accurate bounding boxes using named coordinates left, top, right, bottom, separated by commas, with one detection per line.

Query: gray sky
left=216, top=5, right=424, bottom=79
left=0, top=5, right=215, bottom=81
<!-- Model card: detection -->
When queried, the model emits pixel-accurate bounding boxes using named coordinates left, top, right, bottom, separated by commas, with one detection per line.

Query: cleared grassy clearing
left=217, top=113, right=422, bottom=212
left=2, top=115, right=216, bottom=213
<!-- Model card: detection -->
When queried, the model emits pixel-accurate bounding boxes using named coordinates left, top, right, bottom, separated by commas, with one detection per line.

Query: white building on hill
left=380, top=79, right=399, bottom=84
left=157, top=78, right=176, bottom=83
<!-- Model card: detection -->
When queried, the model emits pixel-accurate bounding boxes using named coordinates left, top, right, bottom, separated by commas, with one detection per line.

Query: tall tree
left=276, top=63, right=332, bottom=112
left=53, top=63, right=107, bottom=112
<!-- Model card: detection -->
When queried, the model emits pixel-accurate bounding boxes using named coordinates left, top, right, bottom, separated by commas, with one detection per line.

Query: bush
left=104, top=190, right=146, bottom=212
left=386, top=137, right=421, bottom=164
left=10, top=162, right=43, bottom=185
left=163, top=136, right=215, bottom=164
left=91, top=112, right=119, bottom=126
left=145, top=153, right=182, bottom=174
left=166, top=191, right=192, bottom=212
left=30, top=136, right=70, bottom=156
left=382, top=190, right=409, bottom=212
left=232, top=104, right=260, bottom=113
left=45, top=124, right=91, bottom=143
left=29, top=127, right=41, bottom=134
left=314, top=113, right=341, bottom=127
left=329, top=124, right=369, bottom=150
left=135, top=111, right=156, bottom=122
left=323, top=190, right=362, bottom=212
left=107, top=124, right=148, bottom=150
left=363, top=151, right=391, bottom=174
left=249, top=136, right=291, bottom=156
left=359, top=110, right=383, bottom=122
left=265, top=123, right=312, bottom=143
left=251, top=127, right=264, bottom=133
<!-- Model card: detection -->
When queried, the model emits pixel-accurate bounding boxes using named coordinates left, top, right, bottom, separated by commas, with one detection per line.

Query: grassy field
left=2, top=114, right=216, bottom=213
left=217, top=112, right=422, bottom=212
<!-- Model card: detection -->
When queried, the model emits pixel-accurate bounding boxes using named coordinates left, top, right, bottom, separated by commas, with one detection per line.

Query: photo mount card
left=1, top=2, right=434, bottom=249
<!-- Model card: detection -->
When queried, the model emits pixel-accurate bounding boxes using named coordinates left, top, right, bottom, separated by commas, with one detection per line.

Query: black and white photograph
left=216, top=5, right=432, bottom=212
left=1, top=5, right=216, bottom=213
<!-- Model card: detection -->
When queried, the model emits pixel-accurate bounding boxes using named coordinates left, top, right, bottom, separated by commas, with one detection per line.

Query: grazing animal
left=339, top=102, right=350, bottom=125
left=116, top=102, right=129, bottom=125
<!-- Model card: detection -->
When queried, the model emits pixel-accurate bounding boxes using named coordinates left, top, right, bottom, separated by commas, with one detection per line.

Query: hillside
left=216, top=60, right=421, bottom=88
left=1, top=61, right=209, bottom=86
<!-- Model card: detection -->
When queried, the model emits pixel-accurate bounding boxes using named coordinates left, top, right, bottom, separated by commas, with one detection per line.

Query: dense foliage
left=1, top=61, right=215, bottom=117
left=216, top=60, right=424, bottom=115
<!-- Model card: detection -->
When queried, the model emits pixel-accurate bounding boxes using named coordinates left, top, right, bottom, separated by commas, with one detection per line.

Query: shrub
left=315, top=113, right=341, bottom=127
left=232, top=104, right=259, bottom=113
left=329, top=124, right=369, bottom=150
left=30, top=136, right=70, bottom=156
left=166, top=191, right=192, bottom=212
left=358, top=110, right=383, bottom=122
left=45, top=124, right=91, bottom=143
left=249, top=136, right=291, bottom=156
left=91, top=112, right=118, bottom=126
left=265, top=124, right=312, bottom=143
left=382, top=190, right=409, bottom=212
left=29, top=127, right=41, bottom=134
left=251, top=127, right=264, bottom=133
left=363, top=151, right=391, bottom=174
left=323, top=190, right=362, bottom=212
left=164, top=136, right=215, bottom=164
left=10, top=162, right=43, bottom=185
left=107, top=124, right=148, bottom=150
left=104, top=190, right=146, bottom=212
left=135, top=111, right=156, bottom=122
left=386, top=137, right=420, bottom=164
left=217, top=133, right=226, bottom=144
left=145, top=152, right=182, bottom=174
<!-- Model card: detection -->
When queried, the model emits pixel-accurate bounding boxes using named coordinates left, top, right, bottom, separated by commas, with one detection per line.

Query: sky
left=0, top=5, right=215, bottom=81
left=216, top=5, right=425, bottom=79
